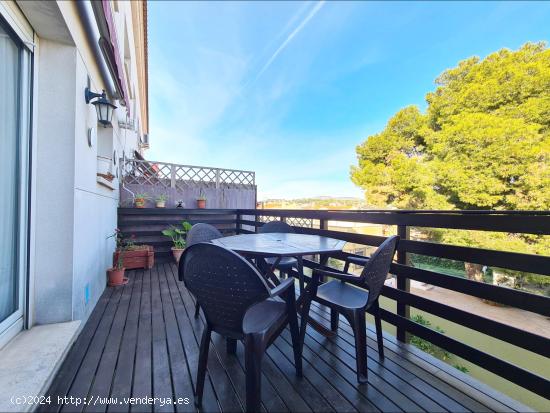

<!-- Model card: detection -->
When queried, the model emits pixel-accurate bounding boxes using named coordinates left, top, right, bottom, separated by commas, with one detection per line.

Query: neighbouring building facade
left=0, top=0, right=149, bottom=355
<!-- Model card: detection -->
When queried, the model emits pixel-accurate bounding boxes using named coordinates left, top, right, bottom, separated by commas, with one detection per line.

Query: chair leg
left=244, top=335, right=263, bottom=413
left=330, top=308, right=339, bottom=332
left=287, top=298, right=303, bottom=377
left=195, top=326, right=211, bottom=406
left=346, top=310, right=368, bottom=384
left=373, top=301, right=384, bottom=360
left=296, top=257, right=305, bottom=294
left=343, top=261, right=350, bottom=273
left=194, top=301, right=200, bottom=318
left=226, top=338, right=237, bottom=355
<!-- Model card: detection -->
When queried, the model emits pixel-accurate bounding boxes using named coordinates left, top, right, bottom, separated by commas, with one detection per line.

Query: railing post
left=170, top=166, right=176, bottom=189
left=236, top=212, right=241, bottom=234
left=396, top=224, right=411, bottom=343
left=318, top=218, right=329, bottom=282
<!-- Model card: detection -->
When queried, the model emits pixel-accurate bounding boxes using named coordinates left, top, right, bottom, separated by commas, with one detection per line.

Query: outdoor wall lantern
left=85, top=87, right=117, bottom=127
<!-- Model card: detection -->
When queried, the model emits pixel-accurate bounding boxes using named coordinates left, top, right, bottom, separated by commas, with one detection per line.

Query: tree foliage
left=351, top=43, right=550, bottom=284
left=352, top=42, right=550, bottom=211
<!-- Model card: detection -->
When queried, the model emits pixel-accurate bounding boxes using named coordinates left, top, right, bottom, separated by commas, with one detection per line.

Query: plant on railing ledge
left=134, top=193, right=150, bottom=208
left=410, top=314, right=469, bottom=373
left=155, top=193, right=168, bottom=208
left=197, top=189, right=207, bottom=209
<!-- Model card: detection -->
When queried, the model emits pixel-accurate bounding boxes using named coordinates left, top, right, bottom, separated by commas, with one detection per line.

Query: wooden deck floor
left=40, top=263, right=530, bottom=413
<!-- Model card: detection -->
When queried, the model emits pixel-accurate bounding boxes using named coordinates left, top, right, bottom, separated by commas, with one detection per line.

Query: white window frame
left=0, top=4, right=33, bottom=349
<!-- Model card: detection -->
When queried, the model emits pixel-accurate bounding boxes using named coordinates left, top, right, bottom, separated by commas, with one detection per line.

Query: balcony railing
left=117, top=207, right=550, bottom=402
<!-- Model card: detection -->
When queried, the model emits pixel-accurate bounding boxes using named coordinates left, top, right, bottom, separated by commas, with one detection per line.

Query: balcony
left=39, top=208, right=549, bottom=412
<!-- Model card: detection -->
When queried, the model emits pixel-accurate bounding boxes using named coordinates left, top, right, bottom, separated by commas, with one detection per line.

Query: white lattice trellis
left=121, top=159, right=256, bottom=189
left=286, top=217, right=314, bottom=228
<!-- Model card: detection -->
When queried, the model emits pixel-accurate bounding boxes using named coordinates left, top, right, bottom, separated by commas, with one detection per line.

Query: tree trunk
left=465, top=262, right=484, bottom=283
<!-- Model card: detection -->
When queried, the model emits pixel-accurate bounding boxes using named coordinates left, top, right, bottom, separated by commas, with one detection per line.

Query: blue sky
left=147, top=1, right=550, bottom=200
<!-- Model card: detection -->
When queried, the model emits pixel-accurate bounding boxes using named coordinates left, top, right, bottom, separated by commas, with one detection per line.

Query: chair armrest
left=312, top=268, right=362, bottom=284
left=269, top=278, right=295, bottom=299
left=345, top=255, right=369, bottom=266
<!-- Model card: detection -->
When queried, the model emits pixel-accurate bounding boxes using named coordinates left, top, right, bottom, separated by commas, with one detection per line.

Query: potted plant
left=107, top=250, right=127, bottom=286
left=155, top=194, right=168, bottom=208
left=110, top=230, right=154, bottom=271
left=134, top=193, right=149, bottom=208
left=106, top=229, right=128, bottom=286
left=197, top=190, right=206, bottom=209
left=162, top=221, right=193, bottom=262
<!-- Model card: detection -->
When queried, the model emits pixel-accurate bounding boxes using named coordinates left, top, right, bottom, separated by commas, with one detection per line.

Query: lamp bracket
left=85, top=87, right=106, bottom=104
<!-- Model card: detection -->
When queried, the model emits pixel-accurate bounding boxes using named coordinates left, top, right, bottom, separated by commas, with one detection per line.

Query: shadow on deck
left=40, top=263, right=530, bottom=413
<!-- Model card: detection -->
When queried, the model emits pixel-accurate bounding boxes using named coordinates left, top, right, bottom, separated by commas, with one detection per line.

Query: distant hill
left=258, top=196, right=369, bottom=210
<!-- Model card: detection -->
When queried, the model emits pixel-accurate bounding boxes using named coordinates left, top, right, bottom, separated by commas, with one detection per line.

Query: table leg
left=265, top=256, right=282, bottom=286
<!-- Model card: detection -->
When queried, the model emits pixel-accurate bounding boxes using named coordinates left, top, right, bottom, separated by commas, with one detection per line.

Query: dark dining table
left=212, top=232, right=346, bottom=337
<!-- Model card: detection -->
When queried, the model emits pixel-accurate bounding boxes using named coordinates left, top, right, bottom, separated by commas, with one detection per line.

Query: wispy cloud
left=253, top=1, right=325, bottom=82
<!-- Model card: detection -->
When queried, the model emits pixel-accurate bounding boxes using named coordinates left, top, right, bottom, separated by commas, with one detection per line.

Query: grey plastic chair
left=186, top=223, right=223, bottom=318
left=179, top=243, right=302, bottom=412
left=258, top=221, right=298, bottom=278
left=308, top=235, right=399, bottom=383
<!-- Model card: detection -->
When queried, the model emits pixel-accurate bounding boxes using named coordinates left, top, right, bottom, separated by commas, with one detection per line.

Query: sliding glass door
left=0, top=18, right=31, bottom=343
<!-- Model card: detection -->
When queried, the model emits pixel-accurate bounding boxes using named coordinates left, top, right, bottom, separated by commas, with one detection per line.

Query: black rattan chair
left=186, top=223, right=223, bottom=318
left=258, top=221, right=299, bottom=278
left=308, top=235, right=399, bottom=383
left=179, top=243, right=302, bottom=412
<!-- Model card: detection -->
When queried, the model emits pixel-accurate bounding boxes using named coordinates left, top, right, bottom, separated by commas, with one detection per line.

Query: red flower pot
left=197, top=199, right=206, bottom=209
left=135, top=198, right=146, bottom=208
left=107, top=267, right=128, bottom=287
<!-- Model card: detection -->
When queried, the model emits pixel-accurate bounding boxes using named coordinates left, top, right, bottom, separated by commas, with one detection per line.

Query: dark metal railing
left=117, top=207, right=550, bottom=399
left=235, top=208, right=550, bottom=400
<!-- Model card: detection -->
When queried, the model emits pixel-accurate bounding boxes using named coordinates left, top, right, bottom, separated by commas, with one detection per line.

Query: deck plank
left=309, top=303, right=493, bottom=412
left=132, top=268, right=153, bottom=413
left=41, top=264, right=534, bottom=413
left=308, top=300, right=512, bottom=413
left=157, top=264, right=196, bottom=413
left=59, top=286, right=125, bottom=413
left=85, top=275, right=135, bottom=413
left=151, top=265, right=176, bottom=413
left=108, top=269, right=143, bottom=413
left=163, top=264, right=221, bottom=413
left=37, top=288, right=115, bottom=413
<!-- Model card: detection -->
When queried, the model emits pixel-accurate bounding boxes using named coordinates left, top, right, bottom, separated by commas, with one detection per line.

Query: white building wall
left=33, top=39, right=77, bottom=324
left=8, top=0, right=147, bottom=326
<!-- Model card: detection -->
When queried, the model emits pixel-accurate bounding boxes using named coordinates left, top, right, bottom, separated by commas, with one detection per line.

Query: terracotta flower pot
left=135, top=198, right=146, bottom=208
left=172, top=247, right=185, bottom=263
left=197, top=199, right=206, bottom=209
left=107, top=267, right=128, bottom=287
left=156, top=200, right=166, bottom=208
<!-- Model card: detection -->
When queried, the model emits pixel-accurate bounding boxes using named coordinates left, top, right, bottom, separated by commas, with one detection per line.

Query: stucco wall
left=29, top=1, right=145, bottom=325
left=33, top=39, right=77, bottom=324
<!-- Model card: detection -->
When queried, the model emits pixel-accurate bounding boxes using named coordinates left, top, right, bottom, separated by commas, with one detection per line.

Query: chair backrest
left=187, top=223, right=223, bottom=247
left=360, top=235, right=399, bottom=308
left=258, top=220, right=295, bottom=234
left=180, top=243, right=271, bottom=336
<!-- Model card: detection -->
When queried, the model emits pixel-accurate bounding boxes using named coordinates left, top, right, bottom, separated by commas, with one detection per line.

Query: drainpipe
left=75, top=0, right=117, bottom=98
